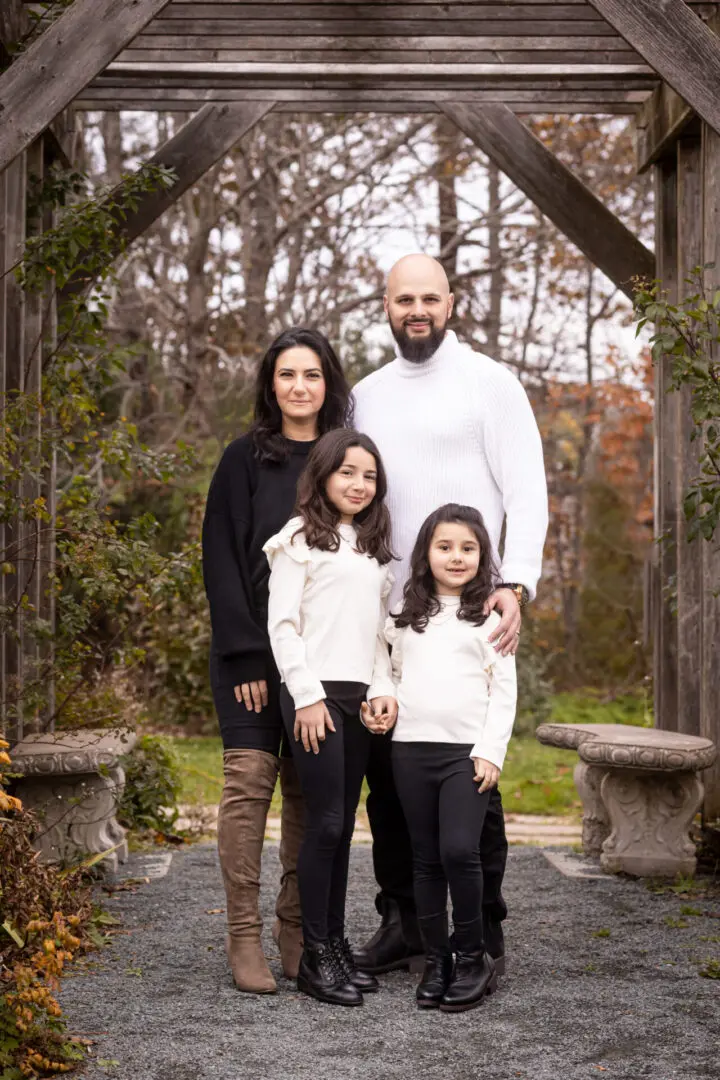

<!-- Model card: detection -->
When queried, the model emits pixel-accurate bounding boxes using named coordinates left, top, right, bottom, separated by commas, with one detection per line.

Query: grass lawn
left=172, top=692, right=648, bottom=818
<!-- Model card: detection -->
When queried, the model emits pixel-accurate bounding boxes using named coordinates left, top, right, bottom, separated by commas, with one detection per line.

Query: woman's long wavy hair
left=294, top=429, right=394, bottom=565
left=249, top=327, right=354, bottom=464
left=394, top=503, right=498, bottom=632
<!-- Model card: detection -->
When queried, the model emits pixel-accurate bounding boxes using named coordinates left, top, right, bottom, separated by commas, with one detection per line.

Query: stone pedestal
left=535, top=723, right=716, bottom=877
left=10, top=729, right=137, bottom=874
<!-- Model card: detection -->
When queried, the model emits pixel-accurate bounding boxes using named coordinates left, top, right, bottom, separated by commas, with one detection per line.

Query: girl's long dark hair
left=294, top=429, right=394, bottom=565
left=249, top=327, right=354, bottom=464
left=394, top=503, right=498, bottom=632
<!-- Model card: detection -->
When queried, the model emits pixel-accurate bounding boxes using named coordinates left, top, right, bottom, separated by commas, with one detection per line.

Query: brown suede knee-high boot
left=273, top=757, right=305, bottom=978
left=217, top=749, right=279, bottom=993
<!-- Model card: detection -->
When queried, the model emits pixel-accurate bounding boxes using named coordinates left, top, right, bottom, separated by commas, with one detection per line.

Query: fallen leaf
left=205, top=908, right=224, bottom=915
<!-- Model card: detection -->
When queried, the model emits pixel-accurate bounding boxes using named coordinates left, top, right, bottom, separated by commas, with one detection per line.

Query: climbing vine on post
left=635, top=269, right=720, bottom=543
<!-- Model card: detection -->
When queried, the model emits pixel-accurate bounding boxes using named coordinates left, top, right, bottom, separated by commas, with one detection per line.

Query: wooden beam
left=61, top=101, right=272, bottom=298
left=441, top=102, right=654, bottom=298
left=106, top=60, right=652, bottom=76
left=0, top=0, right=173, bottom=176
left=587, top=0, right=720, bottom=138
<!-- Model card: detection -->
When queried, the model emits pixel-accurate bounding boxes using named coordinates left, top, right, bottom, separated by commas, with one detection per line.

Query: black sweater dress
left=202, top=433, right=316, bottom=752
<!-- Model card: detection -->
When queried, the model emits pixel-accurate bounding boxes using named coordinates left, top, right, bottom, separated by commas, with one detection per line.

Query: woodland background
left=72, top=107, right=653, bottom=733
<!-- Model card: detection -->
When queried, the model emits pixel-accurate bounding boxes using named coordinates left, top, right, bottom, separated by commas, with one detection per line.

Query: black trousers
left=392, top=742, right=491, bottom=951
left=211, top=649, right=291, bottom=757
left=366, top=731, right=508, bottom=927
left=280, top=681, right=370, bottom=945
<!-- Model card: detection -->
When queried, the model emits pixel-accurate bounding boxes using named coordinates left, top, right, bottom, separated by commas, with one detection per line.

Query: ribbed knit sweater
left=352, top=330, right=548, bottom=608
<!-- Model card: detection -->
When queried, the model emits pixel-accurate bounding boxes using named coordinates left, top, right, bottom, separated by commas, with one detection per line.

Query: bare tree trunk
left=435, top=116, right=462, bottom=284
left=485, top=160, right=502, bottom=357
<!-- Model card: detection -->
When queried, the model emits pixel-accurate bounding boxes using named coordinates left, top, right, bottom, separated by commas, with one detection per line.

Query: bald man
left=352, top=253, right=548, bottom=976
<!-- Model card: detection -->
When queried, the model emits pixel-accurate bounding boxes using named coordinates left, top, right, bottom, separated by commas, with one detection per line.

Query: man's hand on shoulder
left=484, top=589, right=521, bottom=657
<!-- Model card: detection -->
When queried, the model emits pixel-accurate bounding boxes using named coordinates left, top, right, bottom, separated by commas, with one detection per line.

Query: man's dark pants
left=365, top=731, right=508, bottom=935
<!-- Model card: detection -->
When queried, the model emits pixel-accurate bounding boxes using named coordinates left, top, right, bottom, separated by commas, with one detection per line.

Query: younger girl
left=263, top=429, right=396, bottom=1007
left=363, top=503, right=517, bottom=1013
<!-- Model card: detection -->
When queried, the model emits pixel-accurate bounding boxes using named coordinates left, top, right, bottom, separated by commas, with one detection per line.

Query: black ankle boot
left=352, top=897, right=424, bottom=974
left=297, top=942, right=363, bottom=1006
left=330, top=937, right=379, bottom=993
left=416, top=948, right=453, bottom=1009
left=485, top=919, right=506, bottom=976
left=439, top=951, right=497, bottom=1013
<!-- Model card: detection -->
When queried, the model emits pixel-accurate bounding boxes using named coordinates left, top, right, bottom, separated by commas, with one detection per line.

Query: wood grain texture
left=442, top=102, right=655, bottom=296
left=700, top=121, right=720, bottom=816
left=635, top=82, right=694, bottom=174
left=0, top=0, right=173, bottom=174
left=587, top=0, right=720, bottom=137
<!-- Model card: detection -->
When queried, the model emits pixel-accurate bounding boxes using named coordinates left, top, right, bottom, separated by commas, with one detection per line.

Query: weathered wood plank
left=0, top=0, right=173, bottom=175
left=675, top=136, right=703, bottom=739
left=2, top=153, right=26, bottom=742
left=121, top=35, right=639, bottom=51
left=118, top=49, right=641, bottom=67
left=62, top=101, right=272, bottom=298
left=700, top=120, right=720, bottom=816
left=635, top=83, right=694, bottom=174
left=652, top=156, right=680, bottom=735
left=587, top=0, right=720, bottom=138
left=143, top=18, right=624, bottom=35
left=107, top=60, right=652, bottom=75
left=442, top=102, right=655, bottom=296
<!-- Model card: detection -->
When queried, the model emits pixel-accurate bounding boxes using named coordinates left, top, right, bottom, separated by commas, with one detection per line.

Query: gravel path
left=60, top=844, right=719, bottom=1080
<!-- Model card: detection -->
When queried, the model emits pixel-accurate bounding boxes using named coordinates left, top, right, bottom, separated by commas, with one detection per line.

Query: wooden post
left=441, top=102, right=655, bottom=298
left=1, top=152, right=26, bottom=742
left=700, top=121, right=720, bottom=817
left=675, top=137, right=703, bottom=738
left=653, top=156, right=679, bottom=735
left=0, top=0, right=173, bottom=176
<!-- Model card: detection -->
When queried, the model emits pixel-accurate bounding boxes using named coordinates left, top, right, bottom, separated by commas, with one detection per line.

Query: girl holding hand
left=363, top=503, right=517, bottom=1013
left=263, top=429, right=397, bottom=1007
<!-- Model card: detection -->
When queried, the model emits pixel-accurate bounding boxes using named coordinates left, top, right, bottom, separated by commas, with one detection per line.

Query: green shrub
left=514, top=650, right=554, bottom=737
left=118, top=735, right=182, bottom=833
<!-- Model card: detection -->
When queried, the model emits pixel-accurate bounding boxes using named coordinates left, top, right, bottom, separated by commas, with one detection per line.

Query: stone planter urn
left=10, top=728, right=137, bottom=874
left=535, top=723, right=717, bottom=877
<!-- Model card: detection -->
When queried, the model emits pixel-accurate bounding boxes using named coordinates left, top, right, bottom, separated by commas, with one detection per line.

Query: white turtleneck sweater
left=352, top=330, right=548, bottom=608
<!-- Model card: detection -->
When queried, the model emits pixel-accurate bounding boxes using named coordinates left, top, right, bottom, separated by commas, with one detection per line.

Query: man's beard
left=390, top=318, right=447, bottom=363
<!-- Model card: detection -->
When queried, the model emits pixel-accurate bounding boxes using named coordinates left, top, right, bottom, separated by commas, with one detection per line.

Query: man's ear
left=382, top=293, right=389, bottom=315
left=447, top=293, right=455, bottom=319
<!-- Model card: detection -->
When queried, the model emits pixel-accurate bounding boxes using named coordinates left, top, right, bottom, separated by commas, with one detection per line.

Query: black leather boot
left=352, top=897, right=424, bottom=974
left=485, top=919, right=506, bottom=976
left=330, top=937, right=379, bottom=993
left=439, top=951, right=497, bottom=1013
left=416, top=948, right=454, bottom=1009
left=297, top=942, right=363, bottom=1006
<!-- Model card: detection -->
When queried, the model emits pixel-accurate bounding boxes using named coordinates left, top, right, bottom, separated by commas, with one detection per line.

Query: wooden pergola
left=1, top=0, right=719, bottom=815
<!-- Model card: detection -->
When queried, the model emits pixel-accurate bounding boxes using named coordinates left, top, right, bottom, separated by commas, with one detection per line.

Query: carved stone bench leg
left=15, top=765, right=129, bottom=874
left=574, top=762, right=611, bottom=856
left=599, top=768, right=703, bottom=877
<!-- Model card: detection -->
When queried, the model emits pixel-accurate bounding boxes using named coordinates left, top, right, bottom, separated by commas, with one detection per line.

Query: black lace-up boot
left=330, top=937, right=379, bottom=993
left=296, top=942, right=363, bottom=1006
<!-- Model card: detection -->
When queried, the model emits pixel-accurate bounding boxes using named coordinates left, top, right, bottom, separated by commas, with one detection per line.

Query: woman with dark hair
left=364, top=503, right=517, bottom=1013
left=263, top=429, right=397, bottom=1006
left=202, top=328, right=353, bottom=995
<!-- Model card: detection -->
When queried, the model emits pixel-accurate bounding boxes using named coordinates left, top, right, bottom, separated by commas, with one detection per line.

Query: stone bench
left=10, top=729, right=137, bottom=874
left=534, top=723, right=717, bottom=877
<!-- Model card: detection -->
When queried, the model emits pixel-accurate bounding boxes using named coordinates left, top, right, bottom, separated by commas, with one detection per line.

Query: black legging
left=211, top=648, right=292, bottom=757
left=392, top=742, right=491, bottom=952
left=367, top=731, right=508, bottom=928
left=280, top=681, right=370, bottom=945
